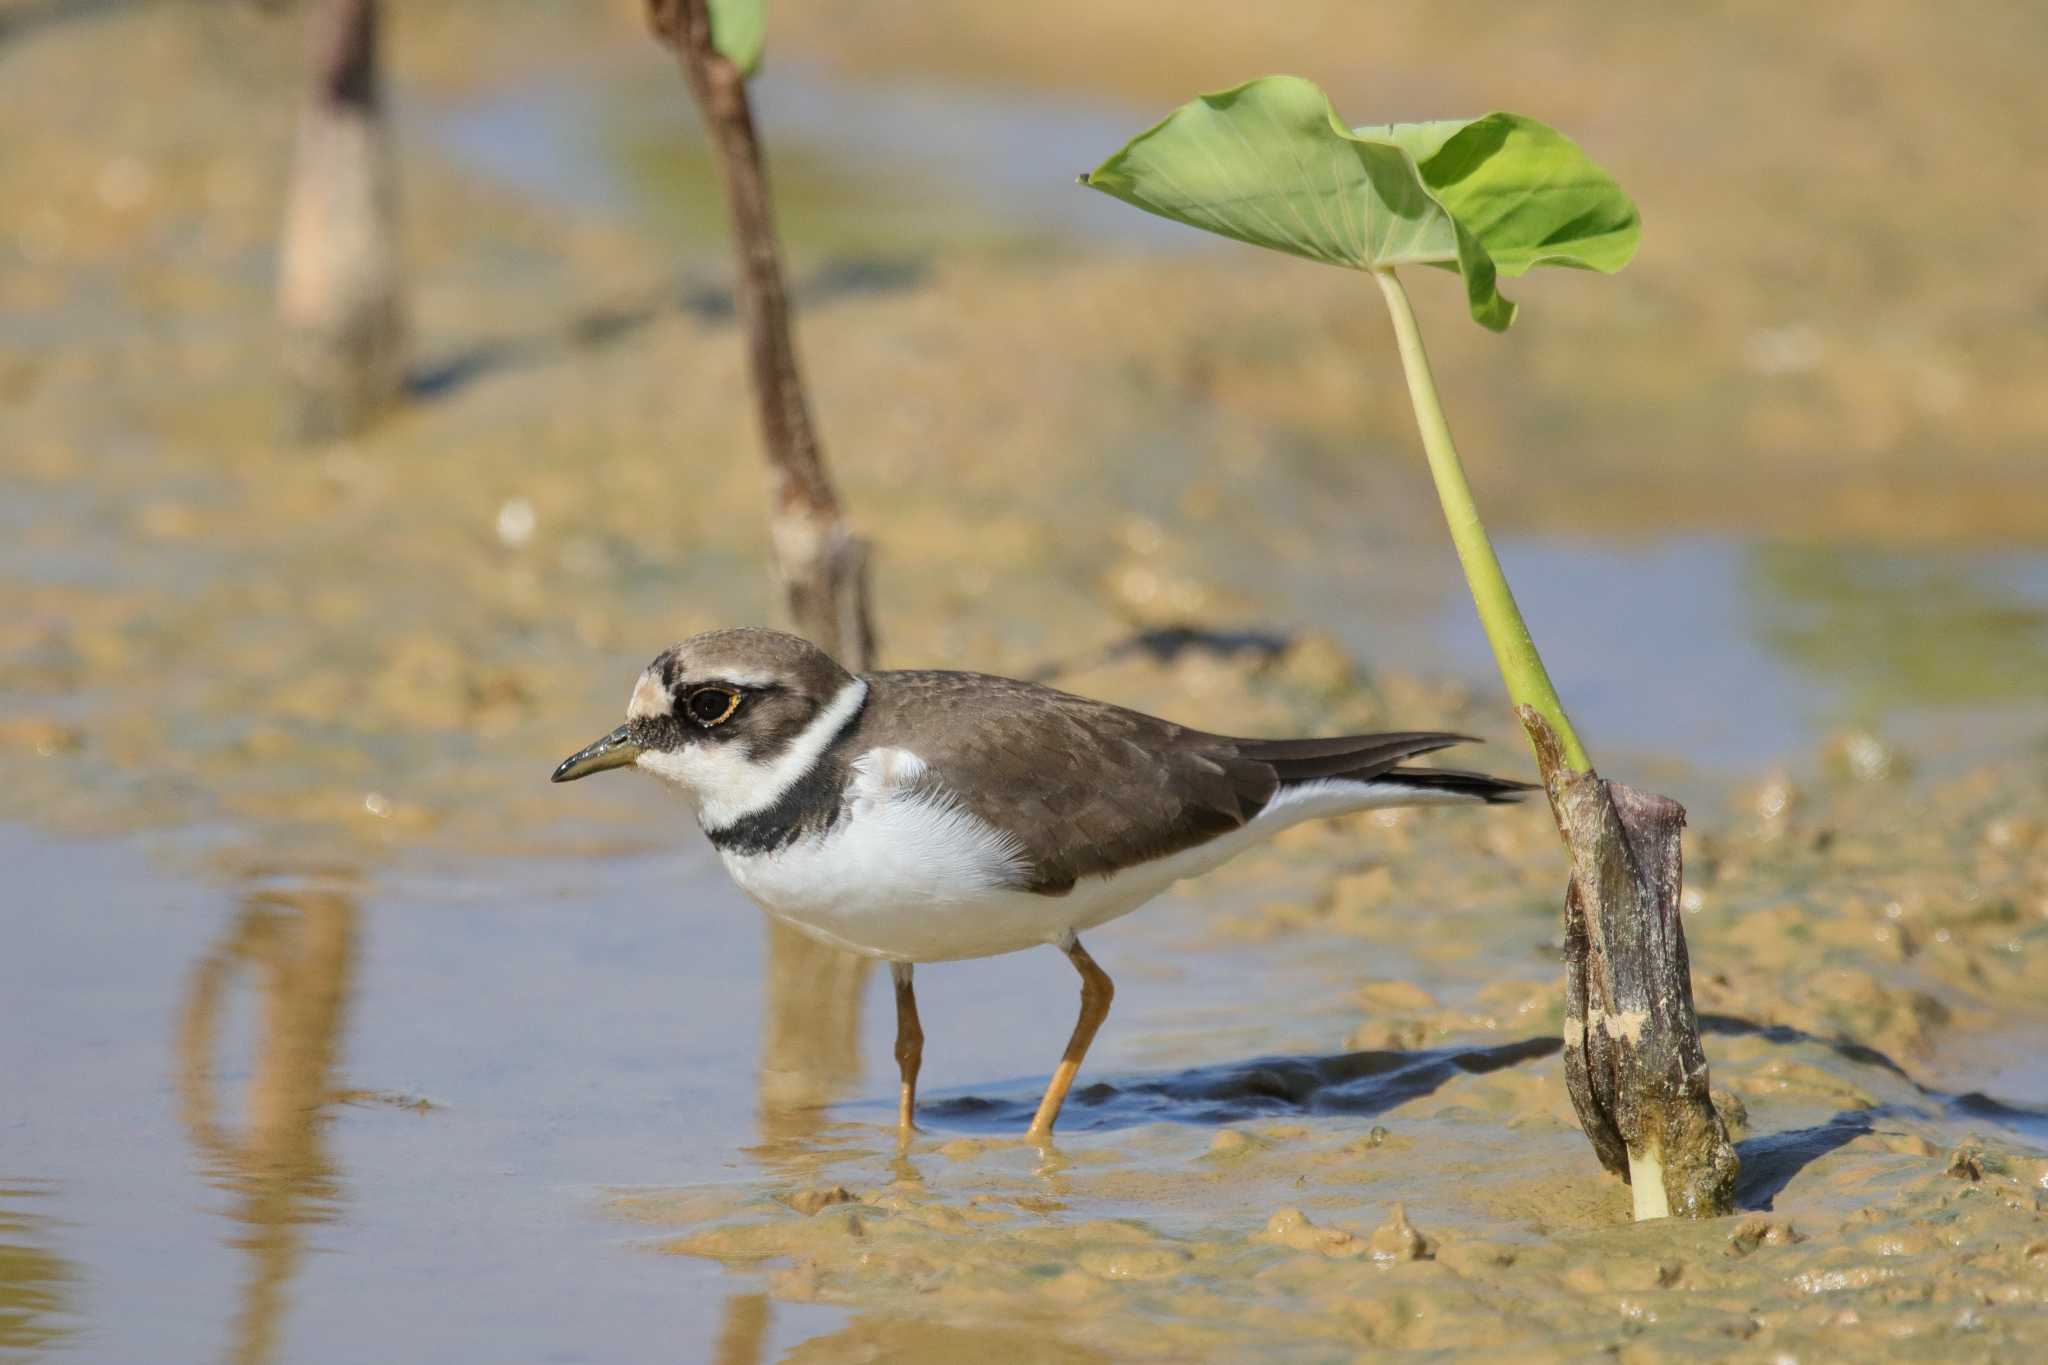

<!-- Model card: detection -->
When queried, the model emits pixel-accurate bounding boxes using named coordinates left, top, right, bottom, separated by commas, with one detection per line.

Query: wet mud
left=624, top=748, right=2048, bottom=1361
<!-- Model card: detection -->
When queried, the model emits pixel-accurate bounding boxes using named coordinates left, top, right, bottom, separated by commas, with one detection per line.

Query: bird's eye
left=685, top=687, right=742, bottom=727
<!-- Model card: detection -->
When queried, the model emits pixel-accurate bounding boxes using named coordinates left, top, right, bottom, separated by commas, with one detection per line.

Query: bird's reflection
left=174, top=887, right=357, bottom=1365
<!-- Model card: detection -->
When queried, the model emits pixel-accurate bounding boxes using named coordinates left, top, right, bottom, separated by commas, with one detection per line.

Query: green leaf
left=708, top=0, right=766, bottom=78
left=1082, top=75, right=1639, bottom=331
left=1412, top=113, right=1640, bottom=277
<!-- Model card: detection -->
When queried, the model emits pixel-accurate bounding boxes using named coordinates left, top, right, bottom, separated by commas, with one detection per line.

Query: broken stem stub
left=277, top=0, right=406, bottom=443
left=1523, top=706, right=1738, bottom=1219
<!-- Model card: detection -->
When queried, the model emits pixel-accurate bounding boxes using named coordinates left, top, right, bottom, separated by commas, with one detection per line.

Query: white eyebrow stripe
left=626, top=671, right=670, bottom=720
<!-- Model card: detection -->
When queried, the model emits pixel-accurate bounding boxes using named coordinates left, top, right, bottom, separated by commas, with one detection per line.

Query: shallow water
left=1, top=817, right=1474, bottom=1359
left=1427, top=537, right=2048, bottom=771
left=414, top=51, right=1190, bottom=255
left=1, top=824, right=778, bottom=1359
left=7, top=791, right=2046, bottom=1359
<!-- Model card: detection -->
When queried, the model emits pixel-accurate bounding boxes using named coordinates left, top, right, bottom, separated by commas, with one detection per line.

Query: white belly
left=718, top=750, right=1077, bottom=961
left=718, top=763, right=1435, bottom=963
left=725, top=829, right=1212, bottom=962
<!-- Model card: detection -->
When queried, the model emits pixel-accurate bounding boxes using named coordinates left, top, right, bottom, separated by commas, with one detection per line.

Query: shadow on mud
left=898, top=1013, right=2048, bottom=1164
left=1702, top=1012, right=2048, bottom=1145
left=406, top=255, right=927, bottom=403
left=1026, top=623, right=1295, bottom=684
left=917, top=1035, right=1564, bottom=1134
left=1735, top=1110, right=1876, bottom=1210
left=1699, top=1013, right=1917, bottom=1085
left=0, top=0, right=138, bottom=48
left=1702, top=1013, right=2048, bottom=1207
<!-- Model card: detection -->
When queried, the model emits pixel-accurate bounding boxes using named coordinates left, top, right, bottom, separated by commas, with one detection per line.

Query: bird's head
left=551, top=628, right=863, bottom=826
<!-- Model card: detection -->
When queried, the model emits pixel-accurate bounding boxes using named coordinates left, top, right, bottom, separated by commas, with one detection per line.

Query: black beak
left=552, top=725, right=643, bottom=783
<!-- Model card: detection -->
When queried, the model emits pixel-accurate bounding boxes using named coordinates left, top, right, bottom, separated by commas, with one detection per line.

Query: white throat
left=635, top=677, right=868, bottom=830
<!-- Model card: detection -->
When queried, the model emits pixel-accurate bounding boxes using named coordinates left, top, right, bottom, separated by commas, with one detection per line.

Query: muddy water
left=6, top=1, right=2048, bottom=1360
left=1424, top=538, right=2048, bottom=770
left=12, top=818, right=1264, bottom=1358
left=7, top=759, right=2048, bottom=1359
left=415, top=53, right=1188, bottom=256
left=0, top=816, right=1557, bottom=1360
left=2, top=825, right=778, bottom=1359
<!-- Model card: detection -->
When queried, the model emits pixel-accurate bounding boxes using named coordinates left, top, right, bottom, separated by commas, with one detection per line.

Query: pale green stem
left=1629, top=1148, right=1670, bottom=1220
left=1371, top=268, right=1592, bottom=775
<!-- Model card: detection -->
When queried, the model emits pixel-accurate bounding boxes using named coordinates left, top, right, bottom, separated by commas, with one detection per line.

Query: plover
left=553, top=628, right=1530, bottom=1139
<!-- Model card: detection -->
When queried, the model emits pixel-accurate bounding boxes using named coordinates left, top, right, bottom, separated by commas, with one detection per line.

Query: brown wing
left=856, top=671, right=1478, bottom=895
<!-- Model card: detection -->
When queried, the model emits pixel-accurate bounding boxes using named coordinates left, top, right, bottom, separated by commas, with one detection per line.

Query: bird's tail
left=1374, top=764, right=1534, bottom=805
left=1235, top=730, right=1535, bottom=806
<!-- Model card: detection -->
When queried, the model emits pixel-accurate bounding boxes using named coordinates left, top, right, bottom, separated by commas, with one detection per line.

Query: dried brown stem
left=648, top=0, right=875, bottom=669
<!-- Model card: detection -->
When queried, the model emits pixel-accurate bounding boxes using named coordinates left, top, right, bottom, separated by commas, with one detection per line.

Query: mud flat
left=623, top=739, right=2048, bottom=1362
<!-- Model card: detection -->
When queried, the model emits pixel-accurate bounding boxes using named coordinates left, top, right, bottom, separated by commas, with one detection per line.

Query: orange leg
left=1025, top=934, right=1114, bottom=1141
left=891, top=962, right=924, bottom=1133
